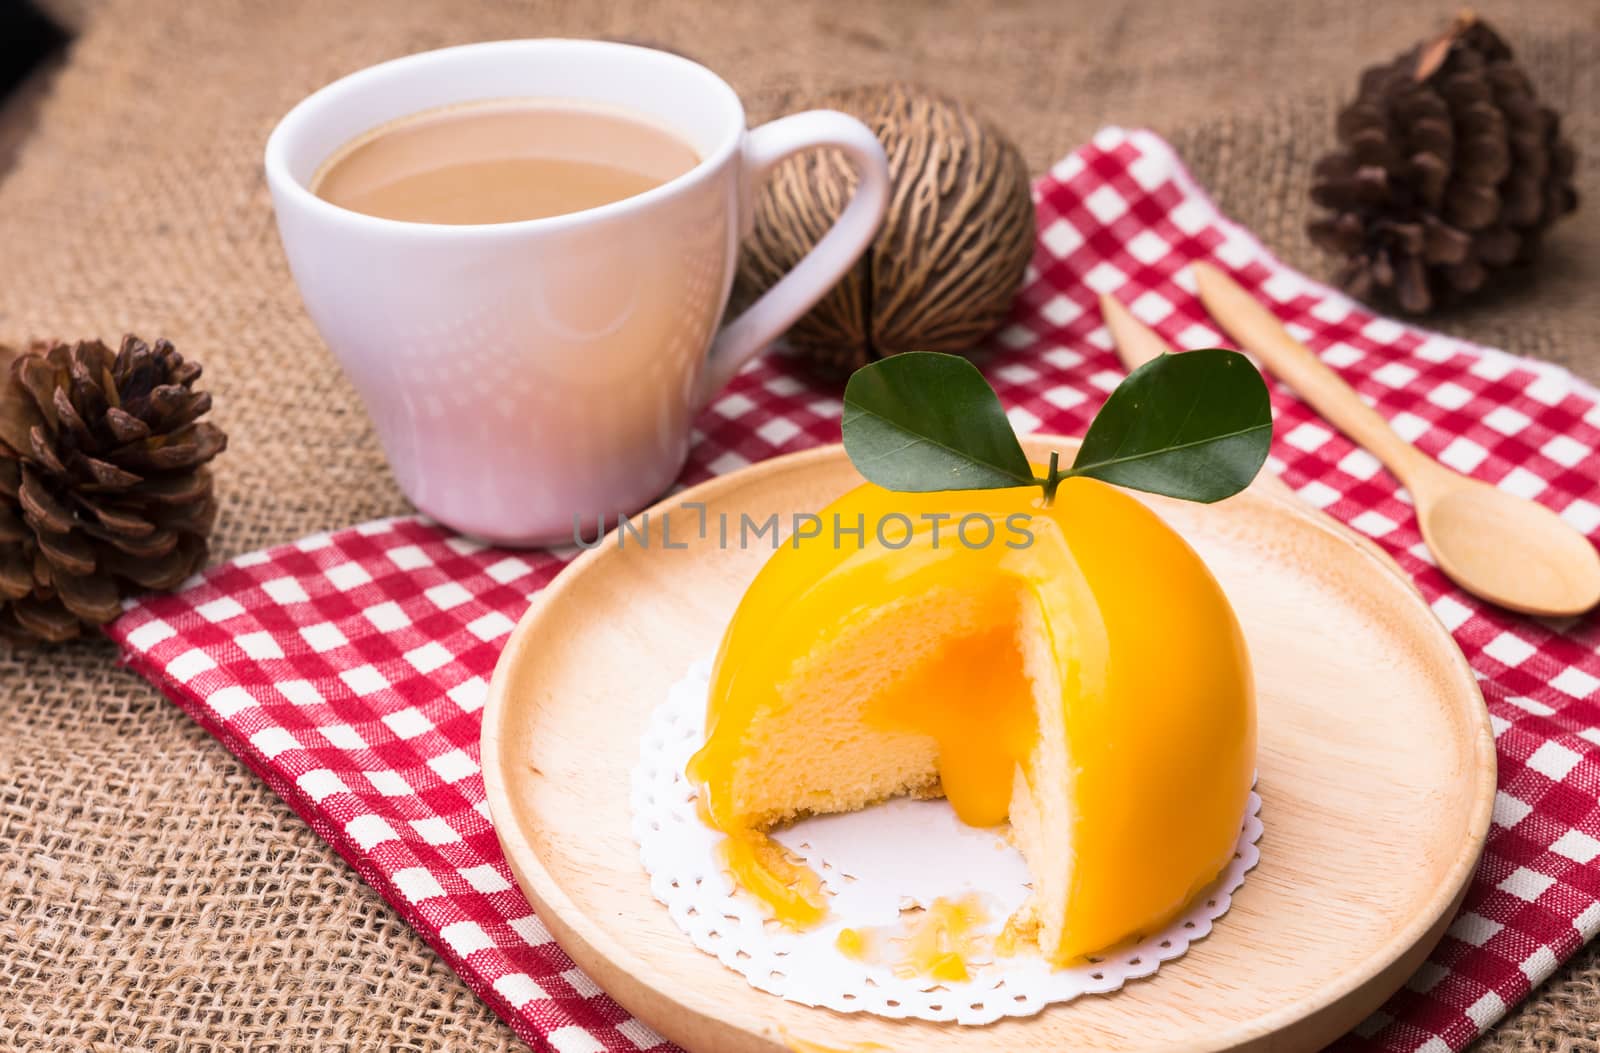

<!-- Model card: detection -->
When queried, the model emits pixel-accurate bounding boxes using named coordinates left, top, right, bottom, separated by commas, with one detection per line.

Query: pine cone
left=1307, top=11, right=1579, bottom=313
left=0, top=336, right=225, bottom=643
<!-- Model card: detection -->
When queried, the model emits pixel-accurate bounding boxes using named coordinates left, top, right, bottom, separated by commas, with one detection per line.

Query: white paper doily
left=631, top=657, right=1263, bottom=1025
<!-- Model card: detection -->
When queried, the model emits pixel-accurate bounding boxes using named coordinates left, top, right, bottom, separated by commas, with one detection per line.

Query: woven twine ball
left=735, top=83, right=1036, bottom=379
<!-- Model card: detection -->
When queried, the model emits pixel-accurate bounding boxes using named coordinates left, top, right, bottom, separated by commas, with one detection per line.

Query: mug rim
left=262, top=38, right=746, bottom=237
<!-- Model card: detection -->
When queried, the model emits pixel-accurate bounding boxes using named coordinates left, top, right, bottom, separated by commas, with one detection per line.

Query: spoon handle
left=1099, top=293, right=1172, bottom=371
left=1193, top=264, right=1440, bottom=492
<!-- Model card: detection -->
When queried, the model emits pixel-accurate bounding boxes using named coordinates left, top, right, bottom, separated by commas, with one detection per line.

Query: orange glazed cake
left=686, top=474, right=1256, bottom=965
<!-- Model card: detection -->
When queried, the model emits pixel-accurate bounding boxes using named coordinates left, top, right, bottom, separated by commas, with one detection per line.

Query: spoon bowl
left=1419, top=478, right=1600, bottom=618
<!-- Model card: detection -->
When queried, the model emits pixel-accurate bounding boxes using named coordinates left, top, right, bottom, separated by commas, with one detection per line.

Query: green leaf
left=1066, top=349, right=1272, bottom=503
left=842, top=352, right=1036, bottom=492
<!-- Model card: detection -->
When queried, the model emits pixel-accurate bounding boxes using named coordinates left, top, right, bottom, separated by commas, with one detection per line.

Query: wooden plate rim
left=481, top=439, right=1496, bottom=1051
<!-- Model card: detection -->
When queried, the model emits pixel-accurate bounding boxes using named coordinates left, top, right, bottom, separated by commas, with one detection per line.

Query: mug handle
left=695, top=110, right=891, bottom=405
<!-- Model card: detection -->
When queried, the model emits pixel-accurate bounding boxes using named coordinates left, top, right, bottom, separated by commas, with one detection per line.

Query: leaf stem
left=1040, top=450, right=1063, bottom=505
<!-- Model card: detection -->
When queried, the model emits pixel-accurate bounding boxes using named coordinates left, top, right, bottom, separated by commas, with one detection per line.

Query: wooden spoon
left=1194, top=261, right=1600, bottom=617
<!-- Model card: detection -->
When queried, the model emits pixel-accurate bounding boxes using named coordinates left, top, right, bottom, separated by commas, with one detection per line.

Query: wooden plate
left=482, top=439, right=1495, bottom=1053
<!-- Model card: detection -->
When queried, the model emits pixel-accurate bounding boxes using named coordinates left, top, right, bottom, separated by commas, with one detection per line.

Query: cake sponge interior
left=722, top=579, right=1072, bottom=952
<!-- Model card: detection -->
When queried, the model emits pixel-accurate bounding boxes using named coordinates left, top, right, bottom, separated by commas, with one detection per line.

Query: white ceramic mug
left=265, top=40, right=889, bottom=546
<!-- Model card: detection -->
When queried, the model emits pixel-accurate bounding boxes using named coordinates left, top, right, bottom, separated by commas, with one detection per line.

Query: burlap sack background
left=0, top=1, right=1595, bottom=1049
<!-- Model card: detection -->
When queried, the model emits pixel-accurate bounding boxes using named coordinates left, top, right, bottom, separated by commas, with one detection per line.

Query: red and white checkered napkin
left=109, top=127, right=1600, bottom=1052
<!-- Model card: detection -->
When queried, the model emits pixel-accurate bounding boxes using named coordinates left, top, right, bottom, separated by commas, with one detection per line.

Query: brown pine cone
left=1307, top=11, right=1579, bottom=313
left=0, top=336, right=226, bottom=643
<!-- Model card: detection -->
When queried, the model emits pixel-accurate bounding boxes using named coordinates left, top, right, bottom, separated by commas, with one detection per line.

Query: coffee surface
left=312, top=100, right=698, bottom=224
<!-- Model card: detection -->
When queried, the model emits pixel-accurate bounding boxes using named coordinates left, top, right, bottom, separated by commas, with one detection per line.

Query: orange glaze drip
left=781, top=1033, right=890, bottom=1053
left=831, top=895, right=993, bottom=982
left=895, top=893, right=991, bottom=982
left=834, top=927, right=871, bottom=960
left=716, top=829, right=826, bottom=929
left=864, top=615, right=1037, bottom=829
